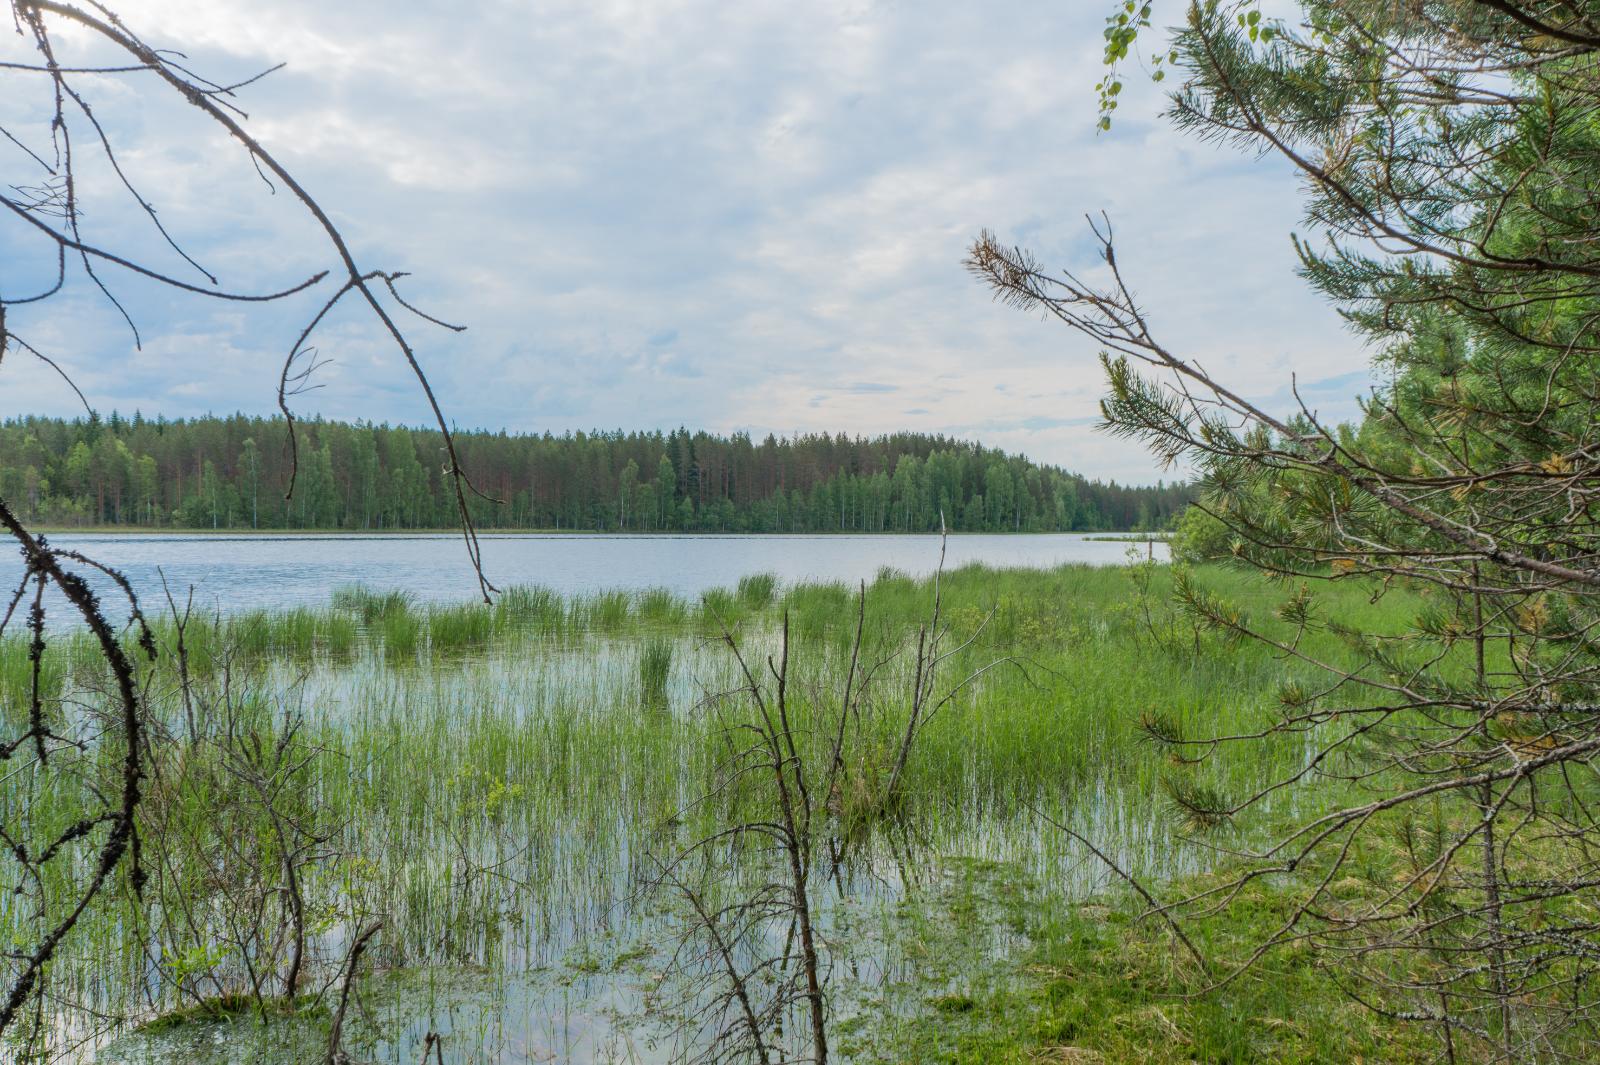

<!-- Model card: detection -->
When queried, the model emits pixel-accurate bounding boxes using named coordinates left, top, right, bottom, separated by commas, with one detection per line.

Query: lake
left=3, top=534, right=1204, bottom=1064
left=5, top=531, right=1166, bottom=619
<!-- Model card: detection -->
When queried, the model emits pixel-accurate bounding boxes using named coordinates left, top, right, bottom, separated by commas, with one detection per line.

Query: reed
left=426, top=603, right=493, bottom=653
left=3, top=561, right=1457, bottom=1064
left=330, top=583, right=415, bottom=625
left=735, top=572, right=777, bottom=609
left=635, top=587, right=688, bottom=626
left=492, top=584, right=563, bottom=633
left=579, top=589, right=632, bottom=631
left=379, top=607, right=421, bottom=662
left=638, top=636, right=673, bottom=711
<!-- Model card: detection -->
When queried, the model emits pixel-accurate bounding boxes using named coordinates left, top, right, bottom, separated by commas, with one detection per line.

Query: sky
left=0, top=0, right=1367, bottom=484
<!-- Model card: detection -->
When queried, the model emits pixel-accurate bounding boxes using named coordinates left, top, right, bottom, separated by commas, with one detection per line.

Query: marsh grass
left=636, top=587, right=688, bottom=626
left=4, top=561, right=1459, bottom=1063
left=699, top=586, right=739, bottom=626
left=331, top=584, right=414, bottom=625
left=379, top=608, right=421, bottom=662
left=736, top=572, right=777, bottom=609
left=638, top=637, right=673, bottom=711
left=0, top=637, right=65, bottom=719
left=854, top=857, right=1439, bottom=1064
left=580, top=589, right=632, bottom=631
left=426, top=603, right=493, bottom=653
left=234, top=607, right=357, bottom=660
left=492, top=584, right=563, bottom=634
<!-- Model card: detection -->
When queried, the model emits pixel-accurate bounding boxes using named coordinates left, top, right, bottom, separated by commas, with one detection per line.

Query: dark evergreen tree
left=974, top=2, right=1600, bottom=1056
left=0, top=414, right=1190, bottom=533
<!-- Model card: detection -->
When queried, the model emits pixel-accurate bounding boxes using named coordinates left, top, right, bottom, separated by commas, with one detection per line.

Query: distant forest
left=0, top=413, right=1192, bottom=533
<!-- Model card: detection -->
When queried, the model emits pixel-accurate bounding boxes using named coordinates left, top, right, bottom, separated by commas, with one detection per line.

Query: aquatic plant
left=2, top=561, right=1430, bottom=1063
left=380, top=608, right=422, bottom=662
left=492, top=584, right=563, bottom=633
left=735, top=572, right=777, bottom=609
left=638, top=637, right=673, bottom=712
left=427, top=604, right=493, bottom=653
left=581, top=590, right=632, bottom=631
left=636, top=587, right=688, bottom=626
left=331, top=584, right=415, bottom=626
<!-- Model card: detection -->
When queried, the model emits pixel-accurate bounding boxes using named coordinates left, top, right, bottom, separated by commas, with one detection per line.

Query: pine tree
left=974, top=2, right=1600, bottom=1055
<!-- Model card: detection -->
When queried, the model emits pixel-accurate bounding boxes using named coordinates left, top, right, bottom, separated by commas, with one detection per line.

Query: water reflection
left=85, top=628, right=1195, bottom=1065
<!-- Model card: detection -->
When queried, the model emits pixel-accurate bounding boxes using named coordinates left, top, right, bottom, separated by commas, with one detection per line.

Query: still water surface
left=9, top=531, right=1164, bottom=615
left=7, top=532, right=1170, bottom=1062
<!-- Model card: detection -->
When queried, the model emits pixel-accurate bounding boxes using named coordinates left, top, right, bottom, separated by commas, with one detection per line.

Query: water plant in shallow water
left=735, top=571, right=777, bottom=609
left=2, top=562, right=1437, bottom=1062
left=330, top=583, right=415, bottom=626
left=638, top=637, right=673, bottom=712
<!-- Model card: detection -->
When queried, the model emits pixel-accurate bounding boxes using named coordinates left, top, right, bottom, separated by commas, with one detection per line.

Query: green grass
left=580, top=589, right=632, bottom=630
left=851, top=860, right=1436, bottom=1064
left=379, top=607, right=421, bottom=661
left=3, top=561, right=1477, bottom=1063
left=426, top=603, right=493, bottom=652
left=636, top=586, right=688, bottom=625
left=638, top=636, right=673, bottom=711
left=493, top=584, right=564, bottom=634
left=736, top=571, right=778, bottom=608
left=331, top=584, right=414, bottom=625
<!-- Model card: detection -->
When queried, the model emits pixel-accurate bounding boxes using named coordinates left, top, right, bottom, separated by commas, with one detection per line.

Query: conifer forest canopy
left=0, top=415, right=1190, bottom=532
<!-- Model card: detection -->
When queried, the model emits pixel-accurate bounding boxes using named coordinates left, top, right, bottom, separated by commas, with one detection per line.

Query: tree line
left=0, top=412, right=1191, bottom=533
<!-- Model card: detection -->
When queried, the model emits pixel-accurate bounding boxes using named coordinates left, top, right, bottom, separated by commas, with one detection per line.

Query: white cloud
left=0, top=0, right=1360, bottom=483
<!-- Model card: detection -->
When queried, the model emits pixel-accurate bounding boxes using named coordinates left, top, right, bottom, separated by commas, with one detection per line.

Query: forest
left=11, top=1, right=1600, bottom=1063
left=0, top=412, right=1191, bottom=533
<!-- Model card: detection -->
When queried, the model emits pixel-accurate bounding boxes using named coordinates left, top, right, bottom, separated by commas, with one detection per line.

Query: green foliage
left=7, top=561, right=1433, bottom=1061
left=1039, top=3, right=1600, bottom=1055
left=637, top=637, right=672, bottom=711
left=426, top=604, right=492, bottom=652
left=634, top=587, right=688, bottom=625
left=492, top=584, right=563, bottom=632
left=1168, top=503, right=1236, bottom=564
left=863, top=860, right=1435, bottom=1063
left=0, top=413, right=1192, bottom=533
left=378, top=608, right=420, bottom=662
left=330, top=584, right=414, bottom=625
left=735, top=572, right=777, bottom=608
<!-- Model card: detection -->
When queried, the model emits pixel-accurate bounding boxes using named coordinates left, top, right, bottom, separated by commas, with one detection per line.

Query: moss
left=136, top=993, right=321, bottom=1033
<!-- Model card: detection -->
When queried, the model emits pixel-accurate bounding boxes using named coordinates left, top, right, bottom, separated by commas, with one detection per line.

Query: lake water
left=3, top=530, right=1188, bottom=1063
left=5, top=531, right=1165, bottom=619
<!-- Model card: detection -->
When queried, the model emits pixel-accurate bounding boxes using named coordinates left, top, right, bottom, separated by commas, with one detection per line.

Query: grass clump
left=136, top=993, right=301, bottom=1034
left=330, top=584, right=414, bottom=625
left=699, top=586, right=740, bottom=627
left=784, top=580, right=853, bottom=637
left=0, top=636, right=66, bottom=718
left=493, top=585, right=563, bottom=633
left=581, top=590, right=632, bottom=631
left=638, top=637, right=673, bottom=711
left=736, top=572, right=777, bottom=609
left=379, top=609, right=421, bottom=662
left=427, top=604, right=493, bottom=653
left=636, top=587, right=687, bottom=626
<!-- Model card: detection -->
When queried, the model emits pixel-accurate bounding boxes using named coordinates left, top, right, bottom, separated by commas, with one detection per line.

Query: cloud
left=0, top=0, right=1363, bottom=484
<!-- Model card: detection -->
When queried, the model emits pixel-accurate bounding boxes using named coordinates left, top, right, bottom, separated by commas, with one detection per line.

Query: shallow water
left=4, top=553, right=1234, bottom=1065
left=61, top=632, right=1198, bottom=1065
left=4, top=531, right=1165, bottom=620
